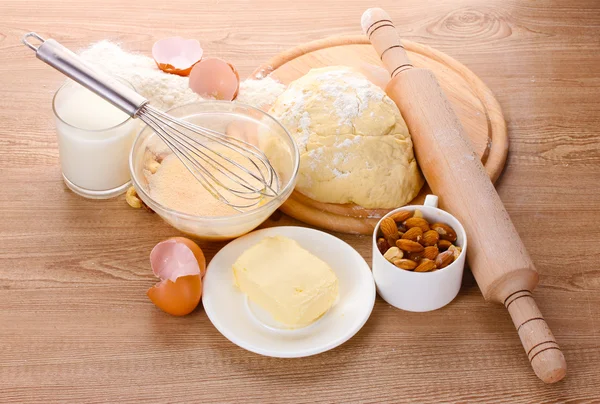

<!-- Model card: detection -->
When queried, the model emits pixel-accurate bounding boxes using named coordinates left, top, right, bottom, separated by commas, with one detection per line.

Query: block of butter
left=233, top=235, right=339, bottom=328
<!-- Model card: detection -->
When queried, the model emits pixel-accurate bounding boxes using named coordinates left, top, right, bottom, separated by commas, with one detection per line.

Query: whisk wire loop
left=143, top=108, right=271, bottom=196
left=142, top=119, right=226, bottom=201
left=146, top=107, right=279, bottom=195
left=138, top=104, right=281, bottom=211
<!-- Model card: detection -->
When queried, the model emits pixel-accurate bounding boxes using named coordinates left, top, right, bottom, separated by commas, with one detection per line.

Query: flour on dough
left=268, top=66, right=423, bottom=209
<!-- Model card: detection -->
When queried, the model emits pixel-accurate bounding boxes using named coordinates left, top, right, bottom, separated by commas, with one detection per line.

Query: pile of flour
left=80, top=41, right=204, bottom=111
left=79, top=41, right=285, bottom=111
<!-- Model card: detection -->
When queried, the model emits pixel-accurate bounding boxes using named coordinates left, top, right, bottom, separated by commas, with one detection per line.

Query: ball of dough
left=268, top=66, right=423, bottom=209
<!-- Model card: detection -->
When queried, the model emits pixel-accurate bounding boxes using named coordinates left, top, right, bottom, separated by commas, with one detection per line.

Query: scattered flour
left=332, top=152, right=344, bottom=165
left=273, top=85, right=311, bottom=150
left=315, top=69, right=384, bottom=126
left=297, top=111, right=312, bottom=150
left=236, top=77, right=286, bottom=109
left=307, top=147, right=324, bottom=171
left=332, top=168, right=350, bottom=178
left=336, top=138, right=354, bottom=148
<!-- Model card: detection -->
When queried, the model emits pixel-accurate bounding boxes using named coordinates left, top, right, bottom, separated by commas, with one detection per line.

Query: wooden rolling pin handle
left=505, top=290, right=567, bottom=383
left=360, top=8, right=413, bottom=78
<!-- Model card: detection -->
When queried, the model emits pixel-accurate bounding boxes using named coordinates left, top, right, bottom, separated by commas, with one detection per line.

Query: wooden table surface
left=1, top=0, right=599, bottom=402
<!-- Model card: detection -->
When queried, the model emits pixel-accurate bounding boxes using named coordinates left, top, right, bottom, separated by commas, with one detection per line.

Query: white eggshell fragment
left=150, top=239, right=201, bottom=283
left=152, top=37, right=203, bottom=76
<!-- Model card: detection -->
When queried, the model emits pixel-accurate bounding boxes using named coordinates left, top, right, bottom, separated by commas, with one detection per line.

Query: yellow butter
left=233, top=236, right=339, bottom=328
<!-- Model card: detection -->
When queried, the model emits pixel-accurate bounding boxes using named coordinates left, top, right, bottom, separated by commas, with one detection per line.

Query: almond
left=431, top=222, right=457, bottom=242
left=396, top=239, right=424, bottom=253
left=404, top=217, right=430, bottom=232
left=413, top=209, right=423, bottom=218
left=422, top=245, right=439, bottom=260
left=438, top=240, right=452, bottom=250
left=389, top=210, right=412, bottom=223
left=383, top=246, right=403, bottom=262
left=393, top=258, right=417, bottom=270
left=401, top=227, right=422, bottom=242
left=415, top=259, right=437, bottom=272
left=380, top=218, right=399, bottom=243
left=421, top=230, right=439, bottom=246
left=435, top=250, right=454, bottom=269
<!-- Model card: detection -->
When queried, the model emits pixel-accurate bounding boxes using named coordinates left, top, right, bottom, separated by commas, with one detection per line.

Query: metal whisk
left=22, top=33, right=279, bottom=210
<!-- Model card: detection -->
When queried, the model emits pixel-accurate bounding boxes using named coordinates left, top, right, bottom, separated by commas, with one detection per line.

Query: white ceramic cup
left=372, top=195, right=467, bottom=312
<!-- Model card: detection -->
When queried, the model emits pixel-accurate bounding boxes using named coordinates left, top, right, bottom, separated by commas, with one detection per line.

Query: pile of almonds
left=377, top=210, right=462, bottom=272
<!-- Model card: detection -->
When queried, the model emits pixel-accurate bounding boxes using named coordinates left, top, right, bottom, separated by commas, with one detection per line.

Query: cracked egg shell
left=189, top=57, right=239, bottom=100
left=147, top=237, right=206, bottom=316
left=152, top=37, right=203, bottom=77
left=147, top=275, right=202, bottom=317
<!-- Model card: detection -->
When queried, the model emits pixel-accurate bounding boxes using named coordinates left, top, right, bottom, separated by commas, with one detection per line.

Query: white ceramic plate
left=202, top=226, right=376, bottom=358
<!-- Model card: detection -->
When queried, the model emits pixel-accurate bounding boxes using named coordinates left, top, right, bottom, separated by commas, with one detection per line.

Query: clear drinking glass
left=53, top=79, right=139, bottom=198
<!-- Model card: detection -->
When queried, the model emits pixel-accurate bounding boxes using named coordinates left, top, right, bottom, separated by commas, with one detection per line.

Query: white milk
left=53, top=80, right=138, bottom=197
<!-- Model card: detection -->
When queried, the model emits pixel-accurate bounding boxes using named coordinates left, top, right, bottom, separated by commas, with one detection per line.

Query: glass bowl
left=129, top=101, right=299, bottom=240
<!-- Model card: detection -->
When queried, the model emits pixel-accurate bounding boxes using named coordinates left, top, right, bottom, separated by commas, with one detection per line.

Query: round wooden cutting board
left=252, top=35, right=508, bottom=235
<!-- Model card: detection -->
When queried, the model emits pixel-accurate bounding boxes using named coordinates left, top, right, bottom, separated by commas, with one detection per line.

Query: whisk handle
left=22, top=32, right=148, bottom=117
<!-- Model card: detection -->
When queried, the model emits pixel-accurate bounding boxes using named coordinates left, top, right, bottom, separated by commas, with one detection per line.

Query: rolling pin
left=361, top=8, right=566, bottom=383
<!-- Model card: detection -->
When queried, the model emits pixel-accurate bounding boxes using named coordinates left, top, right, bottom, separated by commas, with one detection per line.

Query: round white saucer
left=202, top=226, right=376, bottom=358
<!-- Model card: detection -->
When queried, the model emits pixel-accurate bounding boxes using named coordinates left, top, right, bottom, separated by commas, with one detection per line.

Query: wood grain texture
left=255, top=36, right=508, bottom=235
left=1, top=0, right=599, bottom=402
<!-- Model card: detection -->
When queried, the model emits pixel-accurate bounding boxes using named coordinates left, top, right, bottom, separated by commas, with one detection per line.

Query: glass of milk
left=53, top=79, right=139, bottom=198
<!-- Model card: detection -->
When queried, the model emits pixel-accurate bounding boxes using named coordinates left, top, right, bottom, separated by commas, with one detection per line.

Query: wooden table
left=1, top=0, right=599, bottom=402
